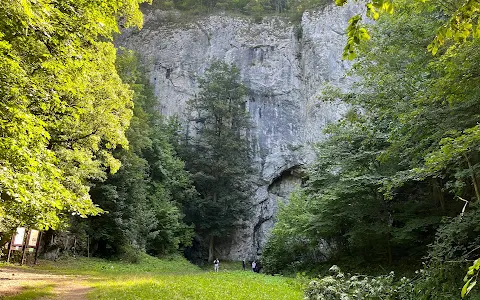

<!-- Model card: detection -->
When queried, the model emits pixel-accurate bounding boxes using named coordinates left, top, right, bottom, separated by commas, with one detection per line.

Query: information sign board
left=12, top=227, right=26, bottom=247
left=27, top=230, right=39, bottom=248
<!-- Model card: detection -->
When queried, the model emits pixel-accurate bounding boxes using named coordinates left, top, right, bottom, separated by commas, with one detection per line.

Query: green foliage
left=304, top=265, right=416, bottom=300
left=262, top=191, right=318, bottom=275
left=265, top=5, right=480, bottom=300
left=463, top=258, right=480, bottom=298
left=0, top=0, right=150, bottom=230
left=418, top=204, right=480, bottom=299
left=343, top=15, right=370, bottom=59
left=345, top=4, right=480, bottom=204
left=428, top=0, right=480, bottom=55
left=152, top=0, right=332, bottom=17
left=181, top=61, right=253, bottom=260
left=79, top=50, right=194, bottom=258
left=337, top=0, right=480, bottom=58
left=337, top=3, right=480, bottom=297
left=305, top=263, right=476, bottom=299
left=263, top=111, right=445, bottom=274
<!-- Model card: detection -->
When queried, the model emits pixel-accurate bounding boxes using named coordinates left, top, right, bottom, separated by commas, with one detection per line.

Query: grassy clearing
left=89, top=271, right=303, bottom=300
left=1, top=255, right=303, bottom=300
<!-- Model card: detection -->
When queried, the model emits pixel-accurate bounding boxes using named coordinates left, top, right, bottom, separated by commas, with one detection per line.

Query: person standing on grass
left=214, top=258, right=220, bottom=272
left=242, top=259, right=246, bottom=271
left=252, top=260, right=256, bottom=272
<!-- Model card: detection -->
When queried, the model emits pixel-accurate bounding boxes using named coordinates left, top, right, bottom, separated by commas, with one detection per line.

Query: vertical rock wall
left=116, top=2, right=361, bottom=260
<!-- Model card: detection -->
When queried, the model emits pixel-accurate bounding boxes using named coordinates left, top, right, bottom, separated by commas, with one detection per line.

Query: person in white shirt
left=214, top=258, right=220, bottom=272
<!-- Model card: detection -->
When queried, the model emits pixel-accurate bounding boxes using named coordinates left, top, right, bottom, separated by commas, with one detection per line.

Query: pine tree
left=183, top=61, right=253, bottom=262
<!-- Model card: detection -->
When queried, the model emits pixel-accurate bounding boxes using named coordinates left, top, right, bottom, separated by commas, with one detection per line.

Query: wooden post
left=87, top=235, right=90, bottom=258
left=34, top=231, right=43, bottom=265
left=464, top=153, right=480, bottom=202
left=21, top=229, right=30, bottom=266
left=208, top=235, right=214, bottom=263
left=6, top=235, right=13, bottom=263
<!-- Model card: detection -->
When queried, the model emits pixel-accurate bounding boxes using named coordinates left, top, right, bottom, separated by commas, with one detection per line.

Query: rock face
left=116, top=3, right=360, bottom=260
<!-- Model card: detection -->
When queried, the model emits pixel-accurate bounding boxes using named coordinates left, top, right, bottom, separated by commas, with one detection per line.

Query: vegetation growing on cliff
left=151, top=0, right=333, bottom=17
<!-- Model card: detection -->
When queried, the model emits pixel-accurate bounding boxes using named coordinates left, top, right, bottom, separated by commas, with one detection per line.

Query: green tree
left=263, top=113, right=445, bottom=274
left=82, top=50, right=194, bottom=259
left=0, top=0, right=149, bottom=231
left=337, top=0, right=480, bottom=58
left=182, top=61, right=253, bottom=262
left=343, top=3, right=480, bottom=297
left=341, top=1, right=480, bottom=206
left=264, top=1, right=479, bottom=276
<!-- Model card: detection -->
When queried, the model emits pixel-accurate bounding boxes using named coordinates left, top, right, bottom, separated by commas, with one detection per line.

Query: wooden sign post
left=7, top=227, right=26, bottom=263
left=6, top=228, right=42, bottom=265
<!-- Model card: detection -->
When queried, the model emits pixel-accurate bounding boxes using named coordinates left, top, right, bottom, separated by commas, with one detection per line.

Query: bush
left=304, top=265, right=416, bottom=300
left=406, top=204, right=480, bottom=299
left=119, top=244, right=142, bottom=264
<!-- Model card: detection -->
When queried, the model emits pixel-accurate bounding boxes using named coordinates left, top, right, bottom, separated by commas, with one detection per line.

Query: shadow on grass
left=2, top=284, right=55, bottom=300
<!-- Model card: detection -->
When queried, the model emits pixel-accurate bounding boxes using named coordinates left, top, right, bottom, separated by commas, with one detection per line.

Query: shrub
left=304, top=265, right=416, bottom=300
left=119, top=244, right=142, bottom=264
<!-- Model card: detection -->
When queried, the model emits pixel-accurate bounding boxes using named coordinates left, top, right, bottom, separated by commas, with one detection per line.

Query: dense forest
left=1, top=0, right=480, bottom=299
left=263, top=0, right=480, bottom=298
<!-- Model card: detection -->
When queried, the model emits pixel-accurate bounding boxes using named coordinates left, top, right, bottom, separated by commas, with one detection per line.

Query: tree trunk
left=387, top=236, right=392, bottom=265
left=432, top=178, right=445, bottom=211
left=208, top=192, right=218, bottom=262
left=208, top=235, right=214, bottom=263
left=464, top=153, right=480, bottom=202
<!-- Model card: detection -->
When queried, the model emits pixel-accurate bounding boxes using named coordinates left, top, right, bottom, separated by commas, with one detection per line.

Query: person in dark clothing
left=255, top=261, right=262, bottom=273
left=242, top=259, right=246, bottom=271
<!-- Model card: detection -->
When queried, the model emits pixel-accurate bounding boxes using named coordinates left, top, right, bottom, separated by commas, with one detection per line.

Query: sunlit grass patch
left=88, top=271, right=303, bottom=300
left=2, top=283, right=55, bottom=300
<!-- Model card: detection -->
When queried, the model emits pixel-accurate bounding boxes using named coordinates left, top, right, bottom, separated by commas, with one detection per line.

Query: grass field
left=1, top=255, right=304, bottom=300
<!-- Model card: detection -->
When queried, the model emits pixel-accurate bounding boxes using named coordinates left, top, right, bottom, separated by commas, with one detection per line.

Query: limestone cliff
left=116, top=2, right=361, bottom=260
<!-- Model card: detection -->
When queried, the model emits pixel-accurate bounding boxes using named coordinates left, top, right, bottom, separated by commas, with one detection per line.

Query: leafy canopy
left=264, top=2, right=480, bottom=287
left=0, top=0, right=149, bottom=230
left=81, top=50, right=194, bottom=259
left=337, top=0, right=480, bottom=58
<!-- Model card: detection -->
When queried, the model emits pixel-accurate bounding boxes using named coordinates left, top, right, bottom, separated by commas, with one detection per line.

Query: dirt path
left=0, top=267, right=92, bottom=299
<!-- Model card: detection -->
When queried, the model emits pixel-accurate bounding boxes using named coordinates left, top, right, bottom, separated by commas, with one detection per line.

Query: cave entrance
left=267, top=165, right=306, bottom=198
